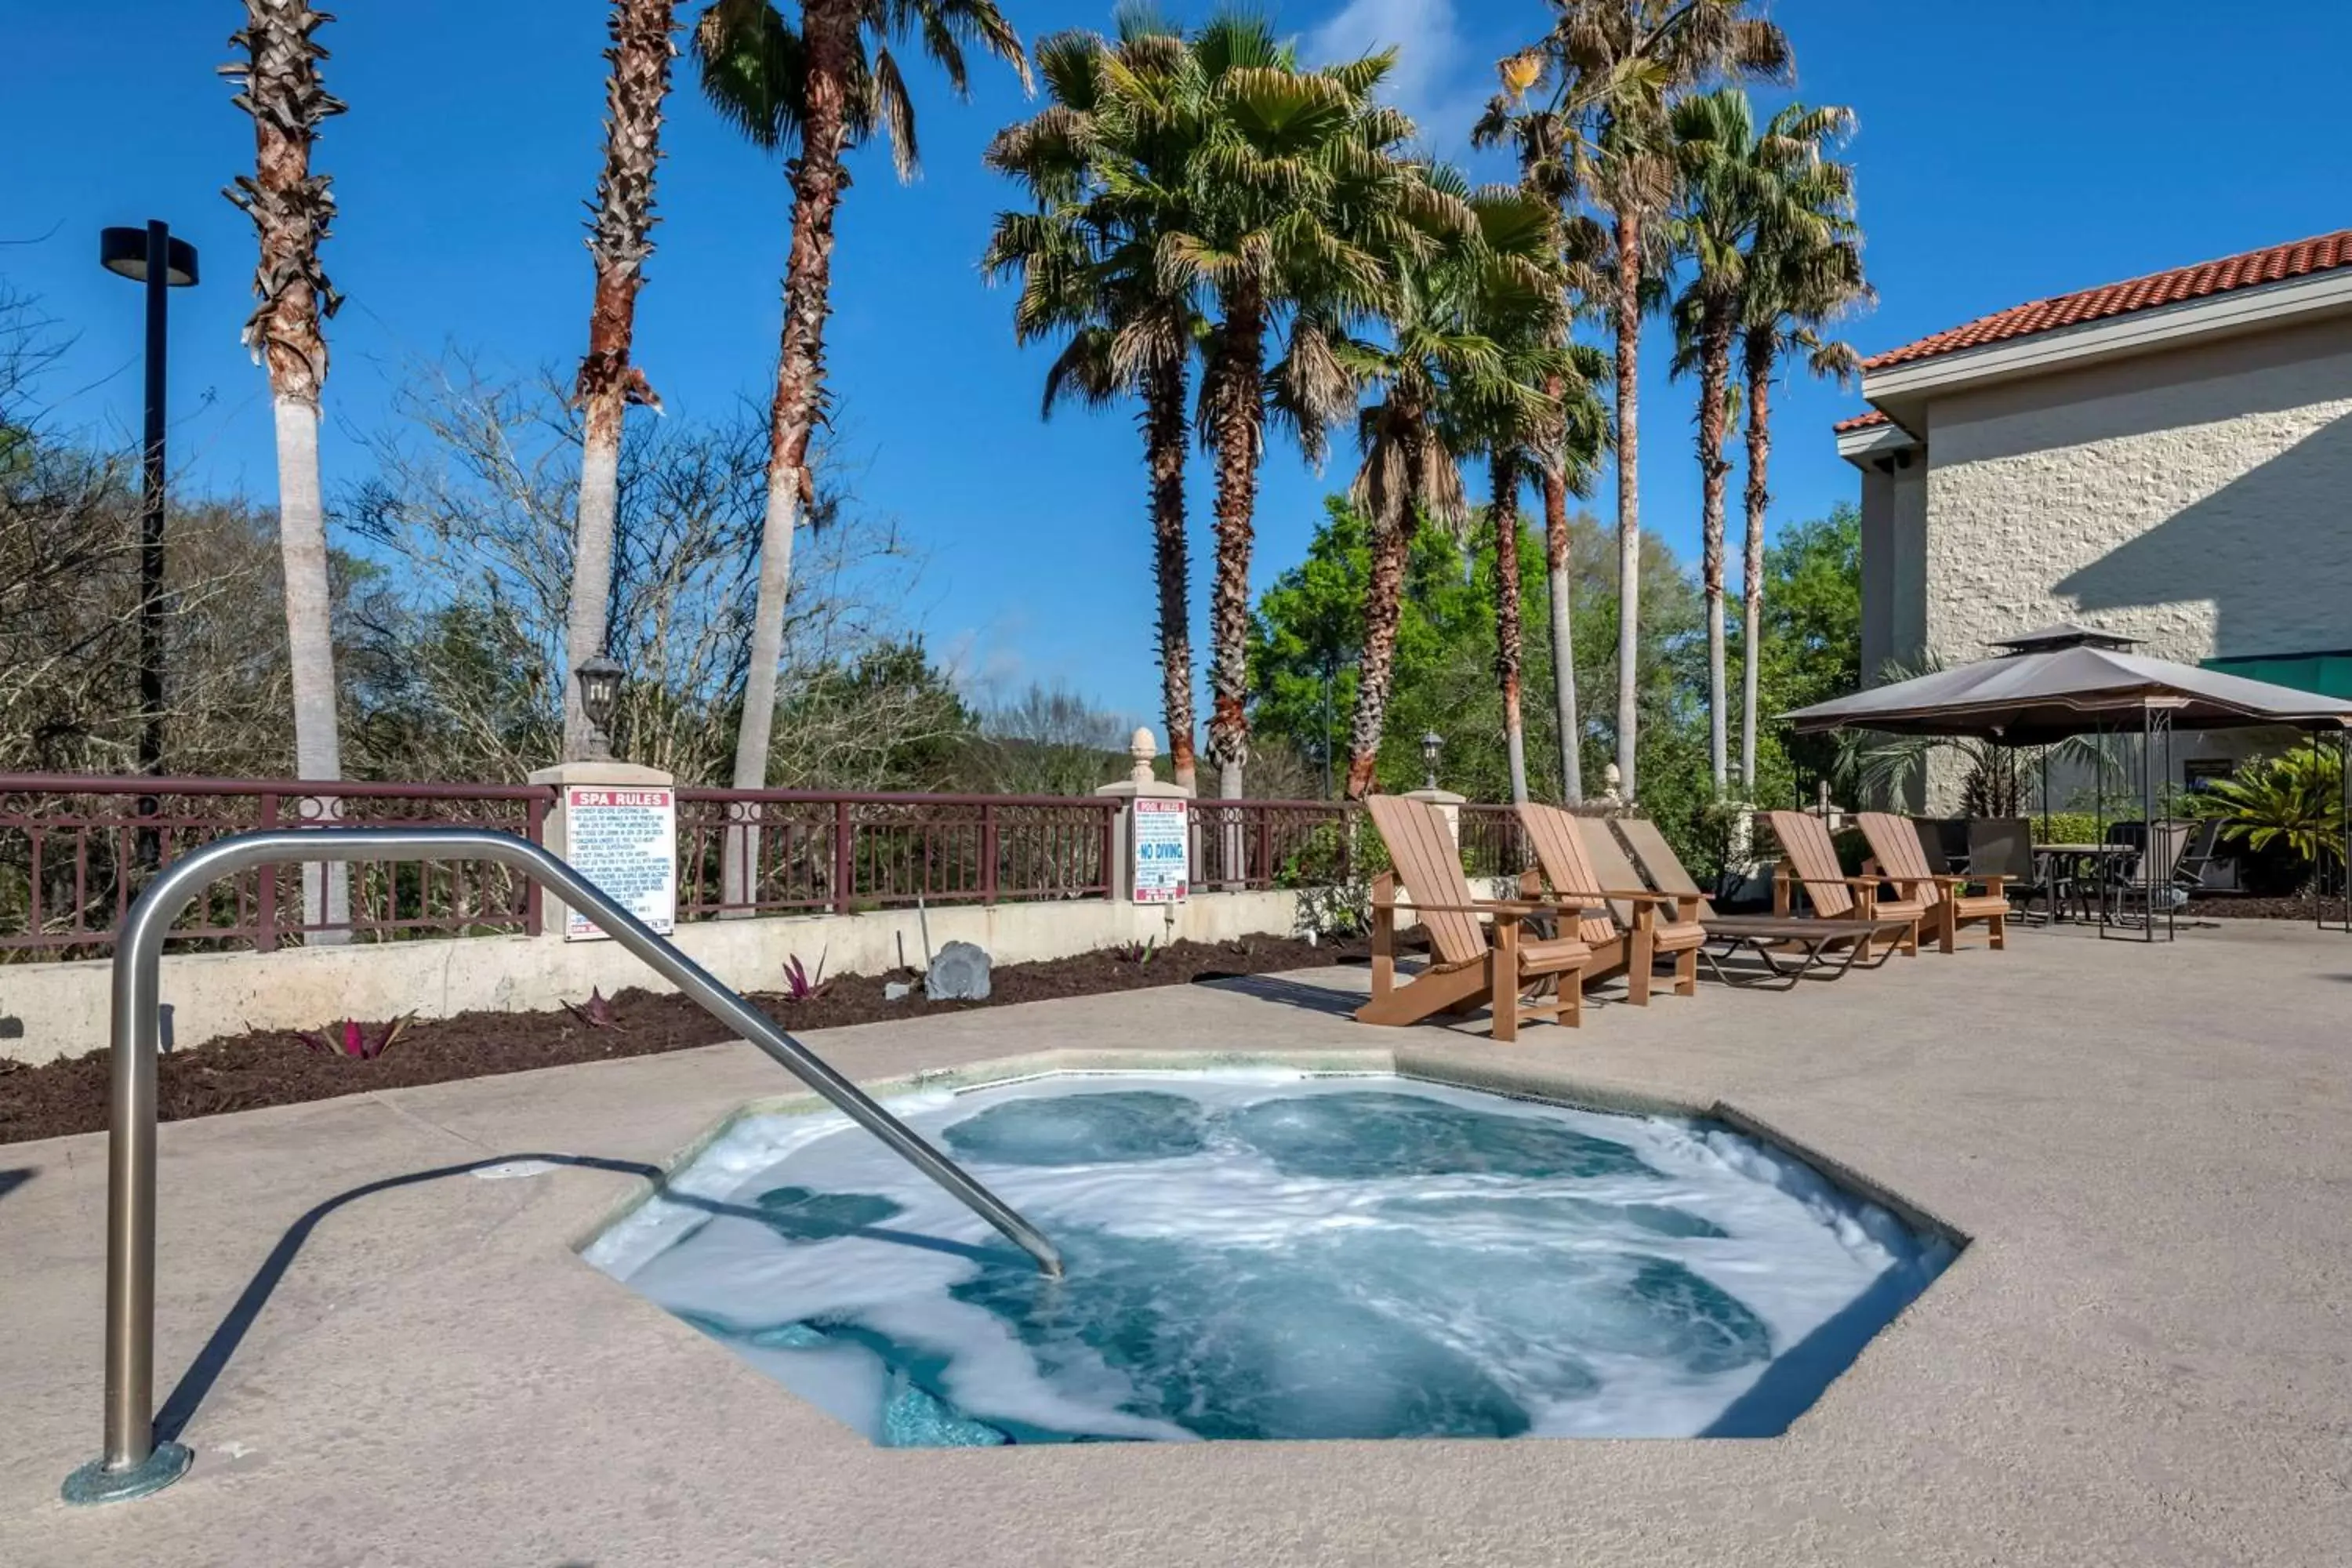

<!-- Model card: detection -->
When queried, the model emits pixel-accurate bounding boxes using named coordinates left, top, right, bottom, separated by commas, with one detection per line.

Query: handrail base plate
left=62, top=1442, right=191, bottom=1506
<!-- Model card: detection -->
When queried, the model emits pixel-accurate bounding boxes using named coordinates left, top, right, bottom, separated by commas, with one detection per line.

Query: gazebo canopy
left=1784, top=626, right=2352, bottom=742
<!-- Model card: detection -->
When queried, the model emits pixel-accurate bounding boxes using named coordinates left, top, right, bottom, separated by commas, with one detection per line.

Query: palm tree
left=224, top=0, right=349, bottom=934
left=1161, top=17, right=1448, bottom=800
left=1331, top=176, right=1555, bottom=800
left=985, top=20, right=1203, bottom=789
left=692, top=0, right=1030, bottom=799
left=1475, top=86, right=1611, bottom=802
left=564, top=0, right=679, bottom=762
left=1481, top=0, right=1789, bottom=802
left=1737, top=177, right=1867, bottom=796
left=1459, top=193, right=1601, bottom=806
left=1668, top=89, right=1856, bottom=797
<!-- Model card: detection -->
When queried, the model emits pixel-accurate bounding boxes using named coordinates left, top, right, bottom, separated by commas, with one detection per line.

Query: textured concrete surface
left=3, top=919, right=2349, bottom=1566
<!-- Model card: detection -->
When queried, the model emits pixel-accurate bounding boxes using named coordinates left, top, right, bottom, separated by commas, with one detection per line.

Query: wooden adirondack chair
left=1764, top=811, right=1926, bottom=957
left=1515, top=803, right=1703, bottom=1003
left=1857, top=811, right=2009, bottom=952
left=1358, top=796, right=1594, bottom=1040
left=1613, top=815, right=1915, bottom=986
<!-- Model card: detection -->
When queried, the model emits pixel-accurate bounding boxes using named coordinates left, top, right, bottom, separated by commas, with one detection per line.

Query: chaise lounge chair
left=1856, top=811, right=2009, bottom=952
left=1613, top=814, right=1918, bottom=988
left=1357, top=795, right=1594, bottom=1041
left=1515, top=802, right=1703, bottom=1004
left=1765, top=811, right=1929, bottom=959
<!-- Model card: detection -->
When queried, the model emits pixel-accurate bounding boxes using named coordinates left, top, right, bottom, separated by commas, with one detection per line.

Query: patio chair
left=2100, top=818, right=2198, bottom=924
left=1613, top=815, right=1918, bottom=988
left=1965, top=817, right=2055, bottom=924
left=1514, top=803, right=1703, bottom=1004
left=1358, top=795, right=1594, bottom=1042
left=1766, top=811, right=1929, bottom=957
left=1856, top=812, right=2009, bottom=952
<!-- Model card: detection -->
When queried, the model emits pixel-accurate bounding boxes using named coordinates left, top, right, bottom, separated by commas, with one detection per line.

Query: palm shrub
left=2186, top=749, right=2347, bottom=894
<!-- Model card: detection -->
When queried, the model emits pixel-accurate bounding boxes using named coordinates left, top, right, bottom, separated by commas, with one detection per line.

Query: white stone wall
left=1919, top=315, right=2352, bottom=666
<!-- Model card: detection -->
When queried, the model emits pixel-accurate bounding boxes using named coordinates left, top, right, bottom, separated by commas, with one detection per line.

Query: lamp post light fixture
left=1420, top=731, right=1443, bottom=792
left=575, top=655, right=624, bottom=760
left=100, top=221, right=198, bottom=871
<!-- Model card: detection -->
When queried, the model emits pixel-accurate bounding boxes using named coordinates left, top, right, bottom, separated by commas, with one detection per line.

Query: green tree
left=1668, top=88, right=1857, bottom=797
left=985, top=18, right=1205, bottom=788
left=1728, top=503, right=1859, bottom=805
left=1479, top=0, right=1791, bottom=802
left=691, top=0, right=1029, bottom=797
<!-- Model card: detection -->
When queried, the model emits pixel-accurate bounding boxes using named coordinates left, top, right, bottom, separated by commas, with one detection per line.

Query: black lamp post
left=575, top=655, right=624, bottom=760
left=100, top=222, right=198, bottom=870
left=1420, top=731, right=1443, bottom=792
left=99, top=223, right=198, bottom=782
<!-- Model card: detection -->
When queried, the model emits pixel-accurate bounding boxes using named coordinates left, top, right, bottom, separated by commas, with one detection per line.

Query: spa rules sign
left=563, top=786, right=678, bottom=941
left=1131, top=796, right=1189, bottom=904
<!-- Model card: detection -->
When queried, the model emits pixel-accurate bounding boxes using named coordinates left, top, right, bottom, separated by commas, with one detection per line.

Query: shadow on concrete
left=0, top=1167, right=33, bottom=1205
left=1196, top=972, right=1367, bottom=1020
left=154, top=1152, right=1018, bottom=1447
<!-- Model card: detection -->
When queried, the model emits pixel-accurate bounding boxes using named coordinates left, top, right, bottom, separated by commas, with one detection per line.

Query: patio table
left=2033, top=844, right=2138, bottom=924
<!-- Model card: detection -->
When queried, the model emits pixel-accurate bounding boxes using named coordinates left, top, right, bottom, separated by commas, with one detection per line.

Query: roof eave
left=1859, top=266, right=2352, bottom=412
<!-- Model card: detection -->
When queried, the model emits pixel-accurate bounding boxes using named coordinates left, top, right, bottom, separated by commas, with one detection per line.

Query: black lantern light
left=575, top=656, right=624, bottom=760
left=1420, top=731, right=1443, bottom=792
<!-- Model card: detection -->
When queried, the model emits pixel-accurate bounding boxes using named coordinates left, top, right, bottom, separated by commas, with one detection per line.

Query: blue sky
left=6, top=0, right=2349, bottom=724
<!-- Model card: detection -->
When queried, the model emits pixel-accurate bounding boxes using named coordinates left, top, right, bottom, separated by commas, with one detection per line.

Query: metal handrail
left=62, top=826, right=1062, bottom=1507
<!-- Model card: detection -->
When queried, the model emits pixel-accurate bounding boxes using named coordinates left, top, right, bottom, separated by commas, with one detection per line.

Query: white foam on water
left=590, top=1072, right=1953, bottom=1443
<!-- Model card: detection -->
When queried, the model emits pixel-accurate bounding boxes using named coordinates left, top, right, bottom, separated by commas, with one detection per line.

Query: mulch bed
left=2181, top=895, right=2346, bottom=921
left=0, top=932, right=1389, bottom=1147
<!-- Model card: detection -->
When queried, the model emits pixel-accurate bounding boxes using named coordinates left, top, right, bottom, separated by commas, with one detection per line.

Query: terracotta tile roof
left=1833, top=409, right=1891, bottom=434
left=1860, top=229, right=2352, bottom=372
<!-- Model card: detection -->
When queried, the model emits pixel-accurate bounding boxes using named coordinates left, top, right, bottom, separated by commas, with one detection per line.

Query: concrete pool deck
left=2, top=920, right=2347, bottom=1566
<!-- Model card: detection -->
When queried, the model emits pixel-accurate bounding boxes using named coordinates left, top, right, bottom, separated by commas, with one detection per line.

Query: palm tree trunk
left=1541, top=451, right=1583, bottom=803
left=273, top=394, right=347, bottom=935
left=731, top=0, right=851, bottom=794
left=564, top=0, right=674, bottom=761
left=1740, top=332, right=1776, bottom=797
left=1143, top=354, right=1196, bottom=792
left=1205, top=287, right=1265, bottom=802
left=724, top=0, right=852, bottom=906
left=1611, top=210, right=1642, bottom=800
left=228, top=0, right=349, bottom=938
left=1346, top=510, right=1414, bottom=800
left=1696, top=314, right=1734, bottom=797
left=1492, top=452, right=1529, bottom=806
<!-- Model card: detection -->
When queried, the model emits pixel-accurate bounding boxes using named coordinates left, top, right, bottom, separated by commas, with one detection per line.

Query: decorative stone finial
left=1130, top=727, right=1158, bottom=785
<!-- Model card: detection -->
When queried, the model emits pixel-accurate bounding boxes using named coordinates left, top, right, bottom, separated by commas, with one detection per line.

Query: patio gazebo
left=1781, top=624, right=2352, bottom=939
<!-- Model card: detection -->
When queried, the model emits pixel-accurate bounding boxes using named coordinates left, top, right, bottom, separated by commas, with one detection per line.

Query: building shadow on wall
left=2056, top=411, right=2352, bottom=658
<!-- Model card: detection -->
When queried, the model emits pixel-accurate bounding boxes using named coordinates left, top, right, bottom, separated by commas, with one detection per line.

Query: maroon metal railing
left=0, top=774, right=547, bottom=957
left=0, top=774, right=1547, bottom=958
left=673, top=790, right=1120, bottom=917
left=1189, top=799, right=1357, bottom=891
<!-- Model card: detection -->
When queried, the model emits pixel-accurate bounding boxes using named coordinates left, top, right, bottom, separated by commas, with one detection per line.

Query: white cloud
left=1302, top=0, right=1485, bottom=154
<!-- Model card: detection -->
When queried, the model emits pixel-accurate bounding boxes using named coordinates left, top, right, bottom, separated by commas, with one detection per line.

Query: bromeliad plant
left=564, top=987, right=625, bottom=1030
left=298, top=1014, right=412, bottom=1060
left=781, top=949, right=831, bottom=1001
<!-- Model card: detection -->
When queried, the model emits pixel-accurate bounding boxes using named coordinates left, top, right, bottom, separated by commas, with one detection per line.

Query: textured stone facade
left=1919, top=316, right=2352, bottom=667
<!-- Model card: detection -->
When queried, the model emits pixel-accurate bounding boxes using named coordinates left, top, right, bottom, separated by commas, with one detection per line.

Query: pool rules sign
left=563, top=786, right=678, bottom=940
left=1131, top=796, right=1189, bottom=904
